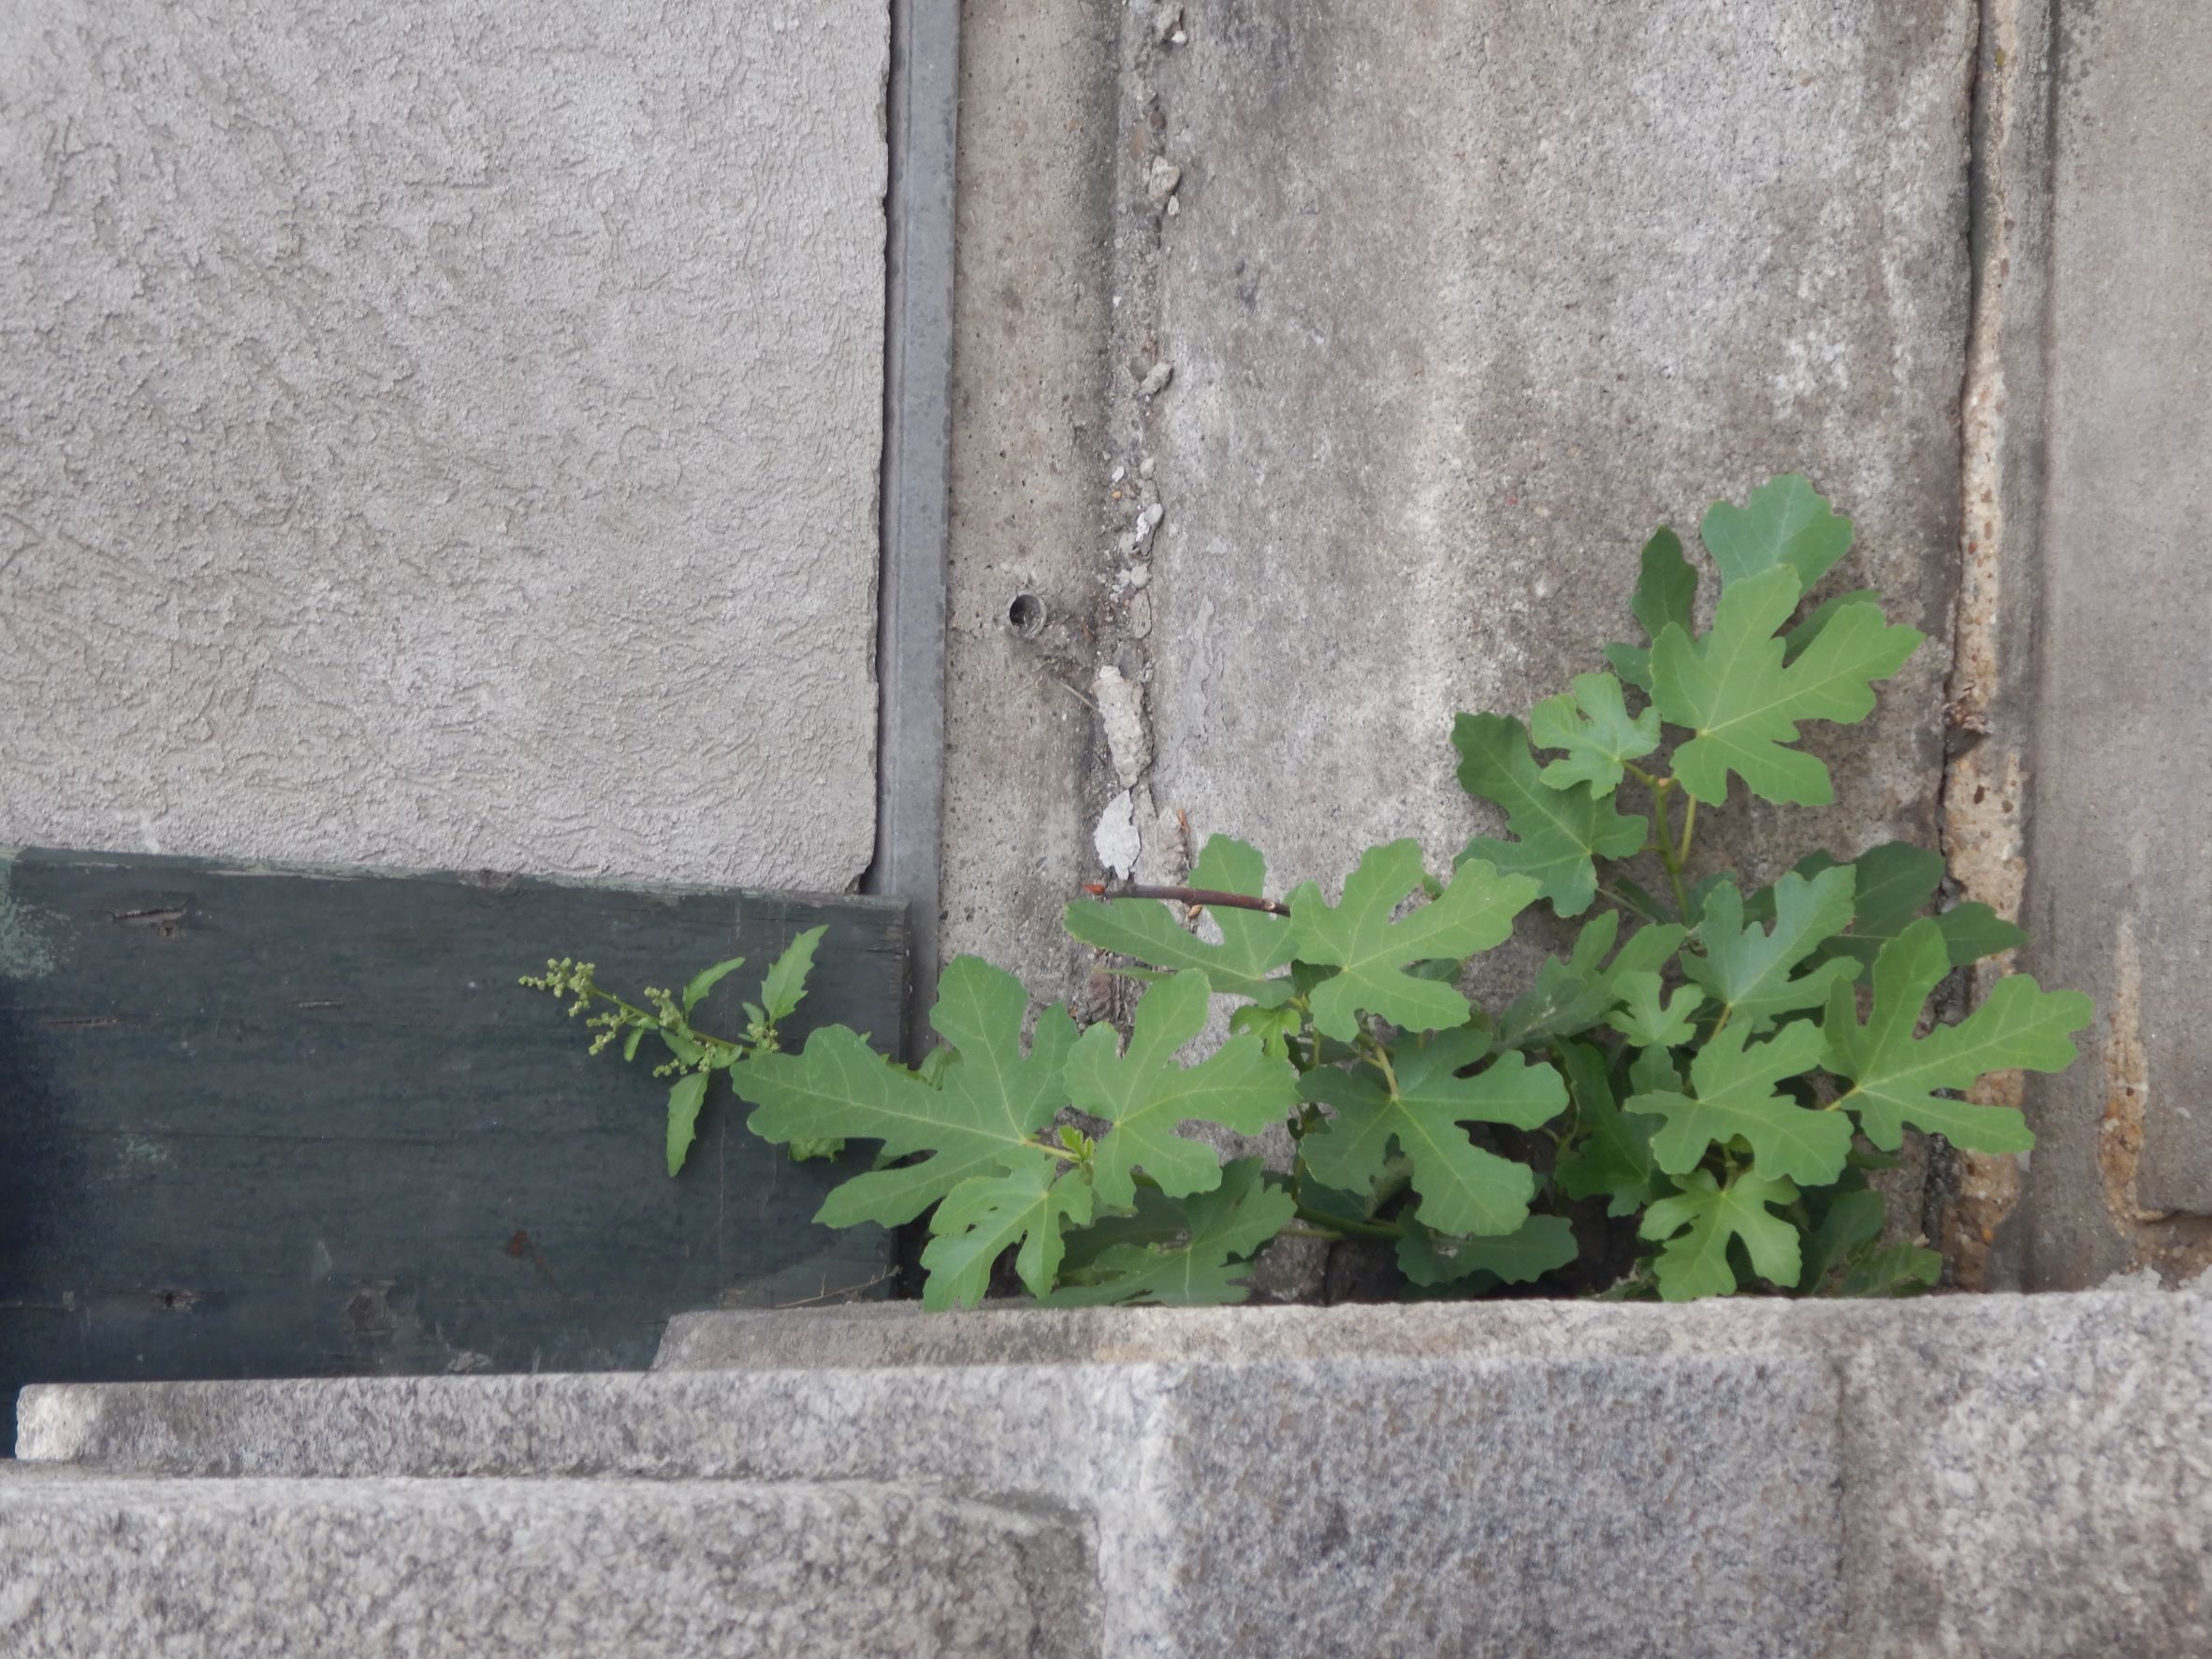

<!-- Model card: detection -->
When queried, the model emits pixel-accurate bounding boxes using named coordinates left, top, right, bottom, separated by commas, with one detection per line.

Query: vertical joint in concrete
left=1935, top=0, right=2060, bottom=1288
left=866, top=0, right=961, bottom=1057
left=1955, top=0, right=2212, bottom=1289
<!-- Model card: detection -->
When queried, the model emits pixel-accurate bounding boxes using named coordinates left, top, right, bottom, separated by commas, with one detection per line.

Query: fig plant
left=526, top=476, right=2091, bottom=1306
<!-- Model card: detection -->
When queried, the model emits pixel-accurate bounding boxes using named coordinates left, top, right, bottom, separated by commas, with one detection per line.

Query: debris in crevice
left=2095, top=918, right=2161, bottom=1229
left=1094, top=789, right=1142, bottom=878
left=1936, top=1, right=2039, bottom=1288
left=1094, top=665, right=1152, bottom=788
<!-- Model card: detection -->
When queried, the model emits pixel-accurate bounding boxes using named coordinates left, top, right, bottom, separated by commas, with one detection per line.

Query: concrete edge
left=865, top=0, right=961, bottom=1057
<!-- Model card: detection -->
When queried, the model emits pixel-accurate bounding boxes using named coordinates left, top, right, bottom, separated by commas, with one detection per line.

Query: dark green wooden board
left=0, top=849, right=905, bottom=1446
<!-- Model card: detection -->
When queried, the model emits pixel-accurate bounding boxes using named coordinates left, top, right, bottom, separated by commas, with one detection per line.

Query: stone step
left=17, top=1293, right=2210, bottom=1658
left=21, top=1351, right=1841, bottom=1656
left=0, top=1466, right=1095, bottom=1659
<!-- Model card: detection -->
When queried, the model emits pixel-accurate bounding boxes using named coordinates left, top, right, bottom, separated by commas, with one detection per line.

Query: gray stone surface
left=0, top=2, right=887, bottom=890
left=1986, top=0, right=2212, bottom=1279
left=1143, top=0, right=1974, bottom=905
left=937, top=0, right=1121, bottom=996
left=21, top=1346, right=1842, bottom=1657
left=935, top=1, right=1980, bottom=1009
left=26, top=1295, right=2212, bottom=1657
left=0, top=1468, right=1095, bottom=1659
left=664, top=1297, right=2212, bottom=1658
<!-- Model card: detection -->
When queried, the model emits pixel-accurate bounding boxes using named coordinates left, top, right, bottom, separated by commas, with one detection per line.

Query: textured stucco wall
left=0, top=3, right=887, bottom=889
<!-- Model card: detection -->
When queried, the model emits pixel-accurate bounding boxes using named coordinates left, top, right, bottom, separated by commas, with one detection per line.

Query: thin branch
left=1081, top=882, right=1292, bottom=917
left=771, top=1270, right=899, bottom=1308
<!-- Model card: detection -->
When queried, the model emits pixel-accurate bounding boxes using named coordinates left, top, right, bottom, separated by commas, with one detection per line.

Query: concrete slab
left=0, top=2, right=888, bottom=890
left=662, top=1296, right=2212, bottom=1659
left=0, top=1468, right=1096, bottom=1659
left=1993, top=0, right=2212, bottom=1277
left=1139, top=1, right=1976, bottom=916
left=23, top=1295, right=2211, bottom=1657
left=938, top=0, right=1124, bottom=996
left=938, top=3, right=1980, bottom=1030
left=19, top=1347, right=1842, bottom=1658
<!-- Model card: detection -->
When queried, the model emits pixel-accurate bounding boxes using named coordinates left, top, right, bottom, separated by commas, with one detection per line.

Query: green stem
left=1291, top=1206, right=1401, bottom=1241
left=594, top=987, right=744, bottom=1061
left=1649, top=777, right=1695, bottom=922
left=1359, top=1036, right=1401, bottom=1099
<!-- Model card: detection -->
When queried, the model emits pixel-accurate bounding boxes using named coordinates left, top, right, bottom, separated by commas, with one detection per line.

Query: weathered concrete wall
left=1968, top=2, right=2212, bottom=1287
left=1143, top=0, right=1974, bottom=902
left=944, top=2, right=1978, bottom=1015
left=939, top=0, right=1121, bottom=994
left=0, top=3, right=887, bottom=890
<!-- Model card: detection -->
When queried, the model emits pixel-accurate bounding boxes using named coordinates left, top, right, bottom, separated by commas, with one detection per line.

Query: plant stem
left=1080, top=882, right=1291, bottom=917
left=1359, top=1036, right=1401, bottom=1099
left=1649, top=776, right=1695, bottom=922
left=1291, top=1206, right=1400, bottom=1241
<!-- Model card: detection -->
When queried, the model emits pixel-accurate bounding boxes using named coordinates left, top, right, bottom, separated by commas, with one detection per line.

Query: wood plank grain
left=0, top=850, right=906, bottom=1444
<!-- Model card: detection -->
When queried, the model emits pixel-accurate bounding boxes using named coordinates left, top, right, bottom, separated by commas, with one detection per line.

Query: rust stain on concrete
left=1942, top=331, right=2031, bottom=1281
left=1938, top=0, right=2038, bottom=1288
left=2096, top=919, right=2150, bottom=1223
left=2089, top=920, right=2212, bottom=1283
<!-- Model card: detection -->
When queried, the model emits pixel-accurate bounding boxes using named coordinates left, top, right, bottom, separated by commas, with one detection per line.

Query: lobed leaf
left=1681, top=868, right=1862, bottom=1033
left=1625, top=1018, right=1853, bottom=1186
left=1045, top=1158, right=1294, bottom=1306
left=1300, top=1030, right=1562, bottom=1236
left=1835, top=1240, right=1943, bottom=1297
left=1783, top=588, right=1881, bottom=663
left=1530, top=671, right=1661, bottom=795
left=1605, top=527, right=1698, bottom=691
left=1452, top=715, right=1647, bottom=916
left=1396, top=1212, right=1579, bottom=1288
left=1070, top=969, right=1299, bottom=1209
left=1229, top=1001, right=1302, bottom=1062
left=1495, top=910, right=1687, bottom=1050
left=1801, top=842, right=2025, bottom=969
left=1063, top=835, right=1295, bottom=1002
left=1822, top=919, right=2090, bottom=1154
left=1640, top=1168, right=1803, bottom=1300
left=1288, top=840, right=1536, bottom=1041
left=1797, top=1185, right=1886, bottom=1292
left=1553, top=1040, right=1666, bottom=1217
left=1651, top=567, right=1922, bottom=806
left=1700, top=473, right=1855, bottom=592
left=1604, top=971, right=1702, bottom=1050
left=921, top=1161, right=1095, bottom=1310
left=741, top=956, right=1076, bottom=1228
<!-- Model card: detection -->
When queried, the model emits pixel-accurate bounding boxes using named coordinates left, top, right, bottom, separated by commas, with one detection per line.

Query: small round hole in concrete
left=1007, top=592, right=1046, bottom=638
